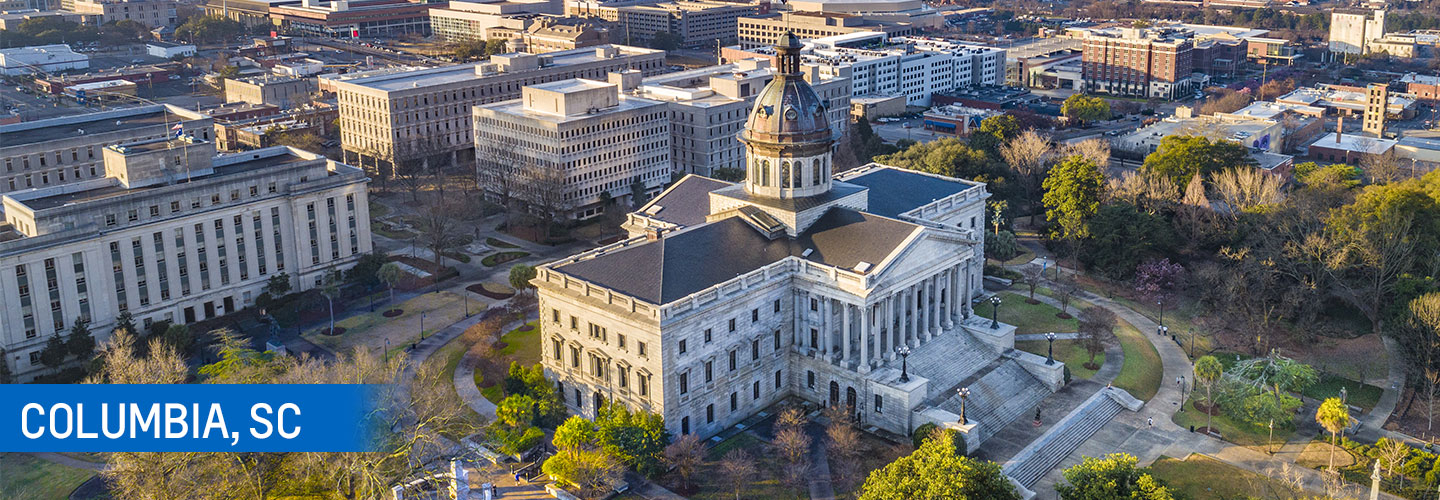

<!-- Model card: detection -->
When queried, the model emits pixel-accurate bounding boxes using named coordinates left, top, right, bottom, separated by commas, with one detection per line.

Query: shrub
left=912, top=423, right=938, bottom=449
left=985, top=230, right=1020, bottom=261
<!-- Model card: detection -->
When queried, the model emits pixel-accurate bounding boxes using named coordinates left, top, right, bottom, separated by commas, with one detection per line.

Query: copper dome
left=740, top=32, right=834, bottom=152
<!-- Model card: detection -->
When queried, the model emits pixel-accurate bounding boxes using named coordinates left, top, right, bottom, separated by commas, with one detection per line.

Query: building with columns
left=534, top=32, right=1064, bottom=445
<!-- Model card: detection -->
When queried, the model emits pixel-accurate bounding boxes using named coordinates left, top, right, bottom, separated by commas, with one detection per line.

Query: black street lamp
left=1045, top=332, right=1057, bottom=365
left=989, top=295, right=1002, bottom=329
left=1157, top=299, right=1165, bottom=331
left=897, top=345, right=911, bottom=383
left=957, top=387, right=971, bottom=424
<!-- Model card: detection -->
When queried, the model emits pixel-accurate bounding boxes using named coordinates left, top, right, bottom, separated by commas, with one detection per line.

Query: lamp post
left=420, top=311, right=426, bottom=341
left=897, top=345, right=911, bottom=383
left=1157, top=299, right=1165, bottom=331
left=957, top=387, right=971, bottom=424
left=1267, top=418, right=1275, bottom=455
left=384, top=338, right=390, bottom=362
left=989, top=295, right=1002, bottom=329
left=1045, top=332, right=1057, bottom=365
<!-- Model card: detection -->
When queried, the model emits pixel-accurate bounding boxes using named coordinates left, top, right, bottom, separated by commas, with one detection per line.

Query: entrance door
left=829, top=381, right=840, bottom=407
left=203, top=302, right=215, bottom=319
left=846, top=387, right=857, bottom=412
left=223, top=297, right=235, bottom=315
left=593, top=392, right=604, bottom=416
left=184, top=307, right=196, bottom=323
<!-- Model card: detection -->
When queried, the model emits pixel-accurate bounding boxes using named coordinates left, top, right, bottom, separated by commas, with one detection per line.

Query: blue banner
left=0, top=384, right=383, bottom=452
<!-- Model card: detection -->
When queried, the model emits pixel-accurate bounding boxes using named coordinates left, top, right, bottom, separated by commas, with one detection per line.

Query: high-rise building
left=1364, top=83, right=1388, bottom=138
left=0, top=139, right=372, bottom=381
left=568, top=0, right=758, bottom=48
left=738, top=32, right=1004, bottom=106
left=427, top=0, right=565, bottom=42
left=535, top=34, right=1066, bottom=452
left=332, top=45, right=665, bottom=173
left=268, top=0, right=431, bottom=38
left=1329, top=10, right=1386, bottom=55
left=65, top=0, right=177, bottom=27
left=631, top=57, right=850, bottom=176
left=1079, top=27, right=1195, bottom=100
left=736, top=12, right=916, bottom=49
left=473, top=76, right=672, bottom=220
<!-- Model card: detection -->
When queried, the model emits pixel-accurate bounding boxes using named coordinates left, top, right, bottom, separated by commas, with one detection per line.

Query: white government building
left=535, top=33, right=1066, bottom=446
left=0, top=135, right=371, bottom=380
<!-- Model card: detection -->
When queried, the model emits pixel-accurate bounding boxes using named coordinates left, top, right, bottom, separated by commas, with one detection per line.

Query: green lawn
left=1171, top=396, right=1296, bottom=450
left=429, top=341, right=487, bottom=436
left=0, top=453, right=96, bottom=500
left=481, top=251, right=531, bottom=267
left=1301, top=373, right=1384, bottom=411
left=369, top=200, right=391, bottom=218
left=370, top=221, right=416, bottom=240
left=1150, top=454, right=1301, bottom=500
left=1016, top=339, right=1103, bottom=380
left=303, top=291, right=468, bottom=357
left=474, top=320, right=542, bottom=404
left=1112, top=321, right=1163, bottom=401
left=974, top=292, right=1079, bottom=335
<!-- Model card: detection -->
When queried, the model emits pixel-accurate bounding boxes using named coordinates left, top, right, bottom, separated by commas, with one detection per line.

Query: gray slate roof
left=557, top=208, right=919, bottom=304
left=639, top=175, right=733, bottom=227
left=840, top=167, right=976, bottom=219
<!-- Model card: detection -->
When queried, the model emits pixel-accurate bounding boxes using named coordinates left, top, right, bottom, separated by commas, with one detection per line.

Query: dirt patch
left=518, top=324, right=534, bottom=332
left=1296, top=441, right=1353, bottom=469
left=1191, top=400, right=1220, bottom=415
left=382, top=309, right=403, bottom=318
left=467, top=282, right=515, bottom=300
left=1026, top=298, right=1041, bottom=305
left=1056, top=312, right=1073, bottom=319
left=320, top=327, right=346, bottom=336
left=1084, top=362, right=1101, bottom=370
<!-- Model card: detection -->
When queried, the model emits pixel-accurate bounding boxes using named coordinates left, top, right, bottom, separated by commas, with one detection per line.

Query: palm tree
left=376, top=262, right=402, bottom=304
left=1194, top=355, right=1223, bottom=432
left=320, top=269, right=342, bottom=334
left=1315, top=397, right=1353, bottom=471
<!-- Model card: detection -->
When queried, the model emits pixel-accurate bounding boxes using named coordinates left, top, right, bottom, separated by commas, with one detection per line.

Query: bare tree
left=523, top=163, right=572, bottom=243
left=1106, top=170, right=1178, bottom=213
left=664, top=434, right=706, bottom=493
left=1210, top=167, right=1284, bottom=219
left=1059, top=139, right=1110, bottom=170
left=1055, top=274, right=1079, bottom=316
left=418, top=200, right=463, bottom=268
left=1325, top=214, right=1418, bottom=337
left=1078, top=306, right=1116, bottom=369
left=772, top=426, right=812, bottom=468
left=476, top=138, right=521, bottom=227
left=1376, top=437, right=1411, bottom=486
left=718, top=448, right=758, bottom=500
left=825, top=417, right=862, bottom=492
left=1022, top=265, right=1043, bottom=302
left=999, top=130, right=1052, bottom=224
left=1403, top=293, right=1440, bottom=431
left=1360, top=142, right=1401, bottom=185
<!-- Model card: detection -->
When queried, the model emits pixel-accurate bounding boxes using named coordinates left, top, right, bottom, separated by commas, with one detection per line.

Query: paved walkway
left=1014, top=332, right=1079, bottom=341
left=450, top=315, right=535, bottom=422
left=26, top=452, right=105, bottom=472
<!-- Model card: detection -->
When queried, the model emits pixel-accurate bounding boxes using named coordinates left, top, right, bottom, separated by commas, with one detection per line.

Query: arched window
left=781, top=161, right=791, bottom=188
left=792, top=160, right=803, bottom=187
left=760, top=160, right=770, bottom=187
left=812, top=160, right=821, bottom=185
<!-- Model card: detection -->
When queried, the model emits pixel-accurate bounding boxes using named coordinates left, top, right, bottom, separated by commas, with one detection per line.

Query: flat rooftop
left=340, top=46, right=658, bottom=92
left=1, top=108, right=191, bottom=147
left=530, top=78, right=612, bottom=93
left=482, top=93, right=662, bottom=123
left=21, top=153, right=312, bottom=211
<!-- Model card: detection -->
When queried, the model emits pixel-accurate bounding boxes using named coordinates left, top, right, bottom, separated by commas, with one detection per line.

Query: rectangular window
left=552, top=339, right=561, bottom=360
left=679, top=373, right=689, bottom=394
left=638, top=373, right=648, bottom=396
left=751, top=309, right=758, bottom=322
left=704, top=361, right=713, bottom=383
left=753, top=380, right=759, bottom=400
left=729, top=392, right=737, bottom=411
left=679, top=339, right=687, bottom=354
left=271, top=207, right=284, bottom=272
left=773, top=330, right=781, bottom=350
left=775, top=370, right=782, bottom=389
left=729, top=350, right=736, bottom=371
left=752, top=340, right=760, bottom=360
left=71, top=253, right=89, bottom=322
left=152, top=233, right=169, bottom=301
left=681, top=417, right=689, bottom=435
left=638, top=342, right=647, bottom=357
left=807, top=370, right=815, bottom=389
left=109, top=242, right=127, bottom=311
left=774, top=299, right=781, bottom=313
left=875, top=395, right=883, bottom=414
left=17, top=264, right=35, bottom=338
left=706, top=404, right=714, bottom=423
left=552, top=309, right=561, bottom=323
left=728, top=318, right=736, bottom=332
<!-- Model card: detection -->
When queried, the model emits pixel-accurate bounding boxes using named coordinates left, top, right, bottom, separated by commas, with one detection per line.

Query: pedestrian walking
left=1147, top=417, right=1153, bottom=427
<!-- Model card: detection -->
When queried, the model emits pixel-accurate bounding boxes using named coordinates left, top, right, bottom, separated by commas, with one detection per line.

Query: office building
left=1330, top=10, right=1386, bottom=55
left=268, top=0, right=430, bottom=38
left=473, top=77, right=671, bottom=219
left=427, top=0, right=562, bottom=42
left=536, top=34, right=1067, bottom=452
left=1400, top=73, right=1440, bottom=103
left=569, top=0, right=758, bottom=48
left=64, top=0, right=176, bottom=27
left=1078, top=27, right=1194, bottom=100
left=737, top=12, right=915, bottom=49
left=0, top=105, right=214, bottom=197
left=333, top=45, right=665, bottom=173
left=1275, top=84, right=1418, bottom=119
left=200, top=0, right=286, bottom=27
left=782, top=0, right=941, bottom=28
left=632, top=57, right=850, bottom=176
left=0, top=138, right=371, bottom=381
left=224, top=74, right=319, bottom=108
left=800, top=32, right=1005, bottom=106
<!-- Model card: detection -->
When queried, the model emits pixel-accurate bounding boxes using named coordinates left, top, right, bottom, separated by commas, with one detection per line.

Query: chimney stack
left=645, top=228, right=662, bottom=241
left=1336, top=115, right=1344, bottom=144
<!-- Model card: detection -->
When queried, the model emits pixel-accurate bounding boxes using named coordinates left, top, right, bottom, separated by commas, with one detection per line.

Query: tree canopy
left=1061, top=94, right=1111, bottom=124
left=857, top=430, right=1017, bottom=500
left=1055, top=453, right=1174, bottom=500
left=1042, top=155, right=1105, bottom=242
left=1142, top=136, right=1252, bottom=188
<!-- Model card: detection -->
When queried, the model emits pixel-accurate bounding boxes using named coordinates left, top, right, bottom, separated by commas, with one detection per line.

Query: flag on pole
left=171, top=123, right=183, bottom=130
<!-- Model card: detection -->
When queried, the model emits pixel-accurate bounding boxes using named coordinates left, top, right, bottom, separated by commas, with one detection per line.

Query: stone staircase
left=1001, top=388, right=1128, bottom=488
left=931, top=360, right=1051, bottom=444
left=894, top=328, right=1000, bottom=401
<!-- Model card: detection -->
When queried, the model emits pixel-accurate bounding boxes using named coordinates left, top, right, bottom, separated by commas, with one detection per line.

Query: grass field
left=974, top=292, right=1079, bottom=335
left=428, top=341, right=487, bottom=436
left=303, top=291, right=468, bottom=356
left=1150, top=454, right=1301, bottom=500
left=1112, top=321, right=1162, bottom=401
left=1171, top=396, right=1296, bottom=451
left=1016, top=339, right=1103, bottom=380
left=0, top=453, right=96, bottom=500
left=474, top=320, right=542, bottom=404
left=1301, top=373, right=1383, bottom=411
left=482, top=251, right=531, bottom=267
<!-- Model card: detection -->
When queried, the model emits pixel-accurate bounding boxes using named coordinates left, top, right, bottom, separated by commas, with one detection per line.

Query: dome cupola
left=739, top=31, right=835, bottom=199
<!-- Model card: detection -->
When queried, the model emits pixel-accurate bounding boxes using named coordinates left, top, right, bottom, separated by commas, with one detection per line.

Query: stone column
left=820, top=297, right=830, bottom=357
left=841, top=303, right=852, bottom=363
left=951, top=265, right=962, bottom=322
left=797, top=291, right=807, bottom=350
left=885, top=296, right=896, bottom=361
left=870, top=303, right=881, bottom=366
left=909, top=285, right=920, bottom=347
left=929, top=274, right=941, bottom=336
left=962, top=260, right=972, bottom=319
left=858, top=304, right=870, bottom=373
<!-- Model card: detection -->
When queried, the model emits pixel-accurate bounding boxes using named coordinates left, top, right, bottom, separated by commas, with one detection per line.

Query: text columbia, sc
left=21, top=402, right=302, bottom=446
